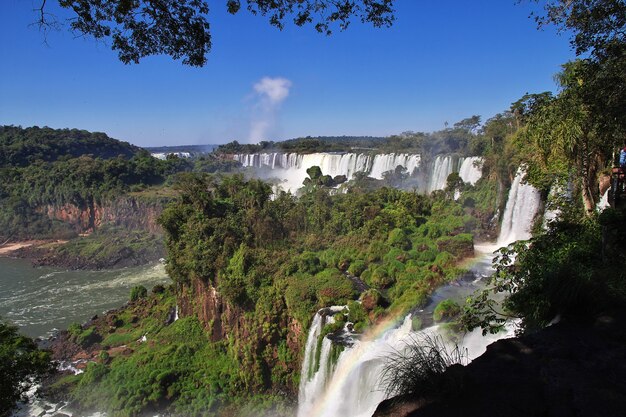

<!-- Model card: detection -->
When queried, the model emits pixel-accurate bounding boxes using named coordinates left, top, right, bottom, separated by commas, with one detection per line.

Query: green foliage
left=0, top=318, right=53, bottom=416
left=130, top=286, right=148, bottom=302
left=462, top=215, right=626, bottom=334
left=0, top=126, right=175, bottom=241
left=67, top=322, right=83, bottom=337
left=0, top=125, right=140, bottom=167
left=152, top=173, right=491, bottom=414
left=57, top=1, right=395, bottom=66
left=433, top=299, right=461, bottom=322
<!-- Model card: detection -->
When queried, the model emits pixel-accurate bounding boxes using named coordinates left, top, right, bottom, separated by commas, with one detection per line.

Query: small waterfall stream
left=297, top=166, right=541, bottom=417
left=497, top=168, right=542, bottom=246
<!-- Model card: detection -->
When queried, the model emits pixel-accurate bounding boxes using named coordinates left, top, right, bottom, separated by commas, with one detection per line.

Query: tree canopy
left=50, top=0, right=395, bottom=66
left=531, top=0, right=626, bottom=58
left=0, top=319, right=53, bottom=416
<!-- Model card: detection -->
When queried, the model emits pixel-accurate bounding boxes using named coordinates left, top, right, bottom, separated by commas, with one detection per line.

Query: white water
left=297, top=244, right=522, bottom=417
left=497, top=168, right=542, bottom=247
left=297, top=303, right=518, bottom=417
left=427, top=155, right=455, bottom=193
left=458, top=156, right=483, bottom=185
left=234, top=152, right=421, bottom=193
left=234, top=152, right=484, bottom=193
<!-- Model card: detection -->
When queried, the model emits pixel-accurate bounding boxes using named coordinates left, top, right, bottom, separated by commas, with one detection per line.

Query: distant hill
left=0, top=125, right=143, bottom=167
left=144, top=144, right=217, bottom=155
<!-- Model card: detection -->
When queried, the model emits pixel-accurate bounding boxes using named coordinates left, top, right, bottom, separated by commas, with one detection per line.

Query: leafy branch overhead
left=531, top=0, right=626, bottom=57
left=51, top=0, right=395, bottom=66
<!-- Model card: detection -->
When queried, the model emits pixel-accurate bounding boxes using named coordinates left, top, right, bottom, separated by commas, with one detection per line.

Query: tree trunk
left=581, top=174, right=595, bottom=215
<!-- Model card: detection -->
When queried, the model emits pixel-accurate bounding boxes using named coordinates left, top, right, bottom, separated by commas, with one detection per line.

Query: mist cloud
left=249, top=77, right=292, bottom=143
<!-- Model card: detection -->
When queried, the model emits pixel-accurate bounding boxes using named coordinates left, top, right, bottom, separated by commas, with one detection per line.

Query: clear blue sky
left=0, top=0, right=575, bottom=147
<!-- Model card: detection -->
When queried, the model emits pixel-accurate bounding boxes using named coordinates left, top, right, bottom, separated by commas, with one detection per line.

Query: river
left=0, top=257, right=171, bottom=339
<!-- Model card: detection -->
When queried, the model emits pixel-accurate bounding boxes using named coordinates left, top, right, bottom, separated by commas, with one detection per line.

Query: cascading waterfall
left=299, top=306, right=346, bottom=415
left=426, top=155, right=455, bottom=193
left=234, top=152, right=485, bottom=194
left=234, top=152, right=421, bottom=192
left=458, top=156, right=483, bottom=185
left=297, top=294, right=518, bottom=417
left=497, top=168, right=542, bottom=246
left=297, top=166, right=541, bottom=417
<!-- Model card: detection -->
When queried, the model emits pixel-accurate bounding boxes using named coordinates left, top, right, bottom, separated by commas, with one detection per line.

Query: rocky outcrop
left=42, top=196, right=165, bottom=235
left=178, top=277, right=304, bottom=393
left=178, top=278, right=246, bottom=342
left=374, top=311, right=626, bottom=417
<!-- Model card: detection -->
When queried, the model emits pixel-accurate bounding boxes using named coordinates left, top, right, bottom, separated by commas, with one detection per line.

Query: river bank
left=0, top=227, right=165, bottom=270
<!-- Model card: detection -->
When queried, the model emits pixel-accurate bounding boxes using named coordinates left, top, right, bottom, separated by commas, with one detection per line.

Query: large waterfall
left=297, top=166, right=541, bottom=417
left=497, top=168, right=542, bottom=246
left=234, top=152, right=483, bottom=193
left=234, top=152, right=421, bottom=193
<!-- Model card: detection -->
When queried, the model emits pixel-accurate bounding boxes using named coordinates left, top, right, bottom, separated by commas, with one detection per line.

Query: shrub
left=371, top=267, right=395, bottom=289
left=387, top=228, right=412, bottom=250
left=379, top=334, right=467, bottom=400
left=347, top=259, right=367, bottom=276
left=67, top=322, right=82, bottom=336
left=433, top=299, right=461, bottom=322
left=130, top=285, right=148, bottom=302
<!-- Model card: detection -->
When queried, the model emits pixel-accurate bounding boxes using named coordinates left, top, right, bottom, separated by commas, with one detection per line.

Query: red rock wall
left=43, top=197, right=164, bottom=234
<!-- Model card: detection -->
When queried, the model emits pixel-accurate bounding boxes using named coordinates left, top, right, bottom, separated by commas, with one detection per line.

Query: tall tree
left=42, top=1, right=395, bottom=66
left=520, top=60, right=611, bottom=214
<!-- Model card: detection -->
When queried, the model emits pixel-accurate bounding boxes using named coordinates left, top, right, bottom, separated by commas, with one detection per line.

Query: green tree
left=0, top=319, right=53, bottom=416
left=531, top=0, right=626, bottom=57
left=44, top=1, right=395, bottom=66
left=520, top=61, right=611, bottom=214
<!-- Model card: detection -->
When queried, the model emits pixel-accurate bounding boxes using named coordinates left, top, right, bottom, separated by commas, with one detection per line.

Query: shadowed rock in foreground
left=375, top=311, right=626, bottom=417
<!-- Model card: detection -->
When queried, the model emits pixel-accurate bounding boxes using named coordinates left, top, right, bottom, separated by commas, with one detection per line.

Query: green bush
left=433, top=299, right=461, bottom=322
left=379, top=334, right=467, bottom=400
left=347, top=259, right=367, bottom=276
left=130, top=285, right=148, bottom=302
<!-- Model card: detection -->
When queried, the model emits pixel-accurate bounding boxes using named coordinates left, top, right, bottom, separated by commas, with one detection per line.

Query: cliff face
left=43, top=197, right=164, bottom=234
left=178, top=278, right=304, bottom=394
left=374, top=311, right=626, bottom=417
left=178, top=278, right=246, bottom=342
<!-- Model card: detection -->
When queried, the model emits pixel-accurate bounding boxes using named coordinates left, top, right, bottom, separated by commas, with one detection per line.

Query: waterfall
left=299, top=306, right=346, bottom=415
left=233, top=152, right=421, bottom=192
left=368, top=154, right=421, bottom=180
left=297, top=242, right=519, bottom=417
left=297, top=311, right=517, bottom=417
left=234, top=152, right=487, bottom=194
left=458, top=156, right=483, bottom=185
left=497, top=168, right=541, bottom=247
left=427, top=155, right=455, bottom=193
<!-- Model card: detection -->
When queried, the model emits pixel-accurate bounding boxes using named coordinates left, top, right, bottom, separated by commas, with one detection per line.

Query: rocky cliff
left=178, top=277, right=304, bottom=394
left=374, top=311, right=626, bottom=417
left=42, top=196, right=165, bottom=235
